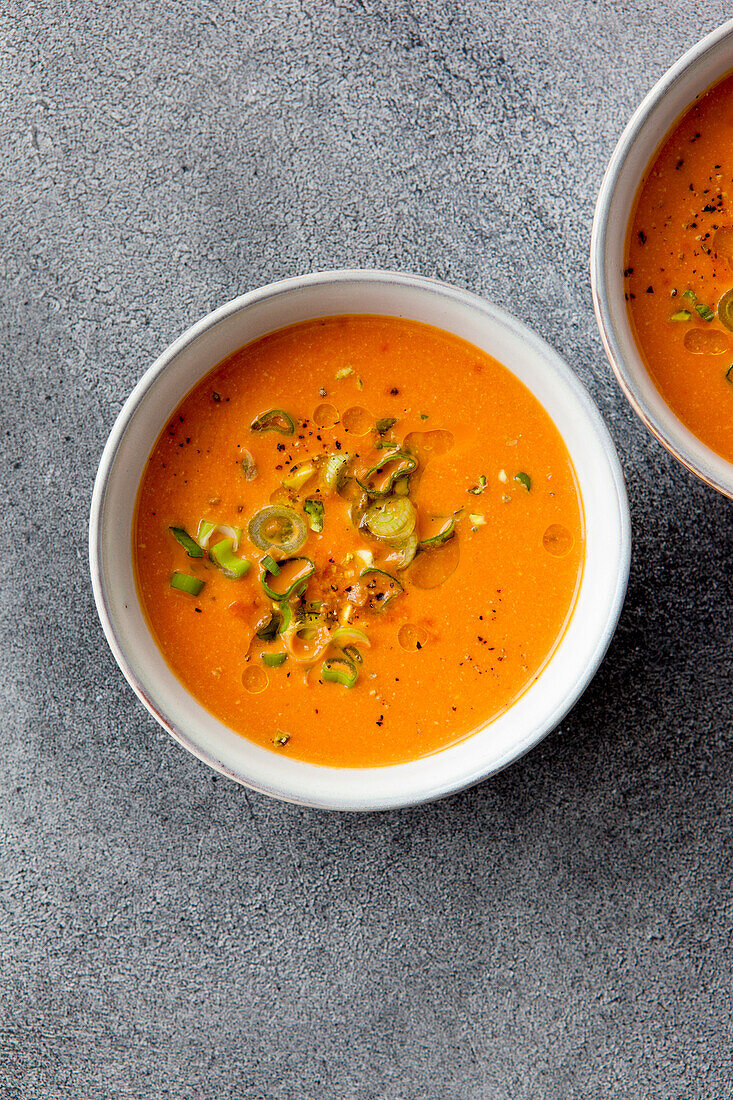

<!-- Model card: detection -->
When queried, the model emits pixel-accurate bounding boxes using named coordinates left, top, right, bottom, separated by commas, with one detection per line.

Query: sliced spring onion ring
left=170, top=571, right=205, bottom=595
left=262, top=557, right=315, bottom=600
left=241, top=450, right=257, bottom=480
left=210, top=538, right=251, bottom=579
left=169, top=526, right=203, bottom=558
left=256, top=610, right=282, bottom=642
left=356, top=450, right=417, bottom=496
left=360, top=567, right=404, bottom=612
left=261, top=554, right=281, bottom=575
left=389, top=531, right=419, bottom=569
left=261, top=652, right=287, bottom=667
left=331, top=625, right=370, bottom=648
left=196, top=521, right=242, bottom=551
left=468, top=475, right=487, bottom=495
left=278, top=602, right=295, bottom=633
left=418, top=517, right=455, bottom=548
left=342, top=644, right=363, bottom=665
left=321, top=653, right=358, bottom=688
left=282, top=619, right=331, bottom=662
left=282, top=461, right=316, bottom=491
left=248, top=506, right=307, bottom=554
left=304, top=497, right=324, bottom=533
left=365, top=497, right=416, bottom=541
left=322, top=452, right=351, bottom=491
left=719, top=290, right=733, bottom=331
left=250, top=409, right=295, bottom=435
left=695, top=302, right=715, bottom=322
left=514, top=471, right=531, bottom=491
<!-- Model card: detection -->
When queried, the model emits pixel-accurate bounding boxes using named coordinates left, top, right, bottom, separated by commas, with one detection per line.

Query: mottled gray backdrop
left=1, top=1, right=732, bottom=1097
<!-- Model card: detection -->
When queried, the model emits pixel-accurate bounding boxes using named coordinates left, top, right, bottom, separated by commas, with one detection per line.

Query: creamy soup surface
left=135, top=315, right=584, bottom=767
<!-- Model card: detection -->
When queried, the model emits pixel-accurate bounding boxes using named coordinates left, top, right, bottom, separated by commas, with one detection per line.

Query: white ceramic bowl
left=591, top=19, right=733, bottom=499
left=90, top=270, right=630, bottom=811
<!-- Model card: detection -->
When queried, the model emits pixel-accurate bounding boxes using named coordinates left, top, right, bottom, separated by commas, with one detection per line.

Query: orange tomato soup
left=627, top=72, right=733, bottom=462
left=135, top=316, right=583, bottom=767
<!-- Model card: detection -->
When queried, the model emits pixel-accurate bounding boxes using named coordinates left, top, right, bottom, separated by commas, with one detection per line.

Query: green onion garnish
left=282, top=461, right=315, bottom=491
left=670, top=309, right=692, bottom=322
left=360, top=567, right=404, bottom=612
left=272, top=731, right=290, bottom=746
left=250, top=408, right=295, bottom=435
left=304, top=497, right=324, bottom=532
left=356, top=450, right=417, bottom=496
left=342, top=644, right=363, bottom=665
left=365, top=497, right=416, bottom=541
left=261, top=557, right=315, bottom=601
left=248, top=506, right=307, bottom=554
left=683, top=289, right=697, bottom=301
left=468, top=475, right=487, bottom=495
left=331, top=625, right=370, bottom=649
left=170, top=571, right=205, bottom=596
left=321, top=653, right=358, bottom=688
left=278, top=602, right=294, bottom=633
left=261, top=652, right=287, bottom=668
left=209, top=538, right=251, bottom=579
left=241, top=450, right=257, bottom=481
left=261, top=554, right=280, bottom=575
left=256, top=610, right=282, bottom=642
left=389, top=531, right=418, bottom=569
left=322, top=453, right=351, bottom=491
left=376, top=417, right=397, bottom=434
left=169, top=526, right=204, bottom=558
left=695, top=302, right=715, bottom=322
left=514, top=471, right=531, bottom=491
left=418, top=517, right=455, bottom=548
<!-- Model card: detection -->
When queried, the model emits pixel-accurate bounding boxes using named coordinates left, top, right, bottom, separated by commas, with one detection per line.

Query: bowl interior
left=592, top=20, right=733, bottom=498
left=91, top=272, right=629, bottom=810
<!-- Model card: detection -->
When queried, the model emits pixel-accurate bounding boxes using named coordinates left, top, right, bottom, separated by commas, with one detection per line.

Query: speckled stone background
left=2, top=1, right=732, bottom=1096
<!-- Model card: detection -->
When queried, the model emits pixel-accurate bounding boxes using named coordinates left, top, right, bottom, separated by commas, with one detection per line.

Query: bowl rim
left=590, top=18, right=733, bottom=500
left=90, top=268, right=631, bottom=810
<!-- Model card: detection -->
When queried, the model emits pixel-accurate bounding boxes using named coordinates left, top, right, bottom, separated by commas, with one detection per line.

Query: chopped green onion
left=418, top=517, right=455, bottom=548
left=170, top=571, right=205, bottom=596
left=261, top=554, right=280, bottom=575
left=390, top=531, right=419, bottom=569
left=670, top=309, right=692, bottom=322
left=250, top=409, right=295, bottom=435
left=278, top=602, right=294, bottom=633
left=196, top=521, right=242, bottom=551
left=365, top=497, right=416, bottom=541
left=376, top=416, right=397, bottom=434
left=241, top=450, right=257, bottom=480
left=342, top=644, right=363, bottom=665
left=356, top=450, right=417, bottom=496
left=261, top=652, right=287, bottom=668
left=331, top=625, right=370, bottom=648
left=210, top=538, right=251, bottom=579
left=514, top=471, right=531, bottom=491
left=468, top=475, right=487, bottom=495
left=336, top=366, right=354, bottom=380
left=683, top=289, right=697, bottom=301
left=420, top=413, right=429, bottom=420
left=469, top=513, right=486, bottom=528
left=304, top=497, right=324, bottom=533
left=282, top=461, right=315, bottom=491
left=718, top=290, right=733, bottom=331
left=256, top=610, right=282, bottom=642
left=272, top=731, right=290, bottom=746
left=360, top=567, right=404, bottom=612
left=323, top=453, right=351, bottom=491
left=262, top=557, right=315, bottom=600
left=321, top=653, right=358, bottom=688
left=169, top=526, right=203, bottom=558
left=248, top=506, right=307, bottom=554
left=695, top=302, right=715, bottom=322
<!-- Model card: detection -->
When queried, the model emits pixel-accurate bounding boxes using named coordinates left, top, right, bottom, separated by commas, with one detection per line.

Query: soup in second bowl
left=626, top=71, right=733, bottom=463
left=134, top=315, right=584, bottom=767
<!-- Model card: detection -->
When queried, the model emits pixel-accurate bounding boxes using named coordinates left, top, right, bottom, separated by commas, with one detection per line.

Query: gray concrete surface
left=2, top=1, right=732, bottom=1096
